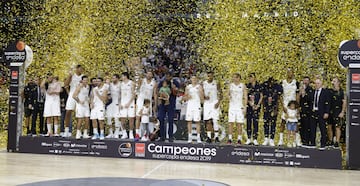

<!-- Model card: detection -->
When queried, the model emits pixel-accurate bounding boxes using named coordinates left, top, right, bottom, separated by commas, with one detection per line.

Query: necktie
left=38, top=86, right=41, bottom=102
left=314, top=90, right=319, bottom=108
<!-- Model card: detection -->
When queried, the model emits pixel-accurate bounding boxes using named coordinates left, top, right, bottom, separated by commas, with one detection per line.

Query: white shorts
left=228, top=109, right=245, bottom=123
left=119, top=104, right=135, bottom=118
left=76, top=103, right=90, bottom=118
left=106, top=103, right=120, bottom=118
left=186, top=106, right=202, bottom=122
left=43, top=100, right=61, bottom=117
left=203, top=101, right=220, bottom=120
left=65, top=93, right=77, bottom=110
left=136, top=97, right=152, bottom=117
left=90, top=107, right=105, bottom=120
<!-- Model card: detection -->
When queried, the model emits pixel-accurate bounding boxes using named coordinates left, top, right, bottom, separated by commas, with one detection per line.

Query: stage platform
left=18, top=136, right=342, bottom=170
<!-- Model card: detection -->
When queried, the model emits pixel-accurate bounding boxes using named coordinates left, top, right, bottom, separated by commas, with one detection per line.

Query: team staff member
left=30, top=77, right=45, bottom=136
left=262, top=77, right=282, bottom=146
left=309, top=78, right=330, bottom=150
left=246, top=73, right=263, bottom=145
left=328, top=77, right=346, bottom=148
left=157, top=72, right=180, bottom=142
left=299, top=76, right=313, bottom=147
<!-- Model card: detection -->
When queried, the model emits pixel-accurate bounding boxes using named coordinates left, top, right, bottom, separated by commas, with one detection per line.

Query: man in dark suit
left=30, top=77, right=46, bottom=136
left=299, top=76, right=314, bottom=147
left=309, top=78, right=330, bottom=150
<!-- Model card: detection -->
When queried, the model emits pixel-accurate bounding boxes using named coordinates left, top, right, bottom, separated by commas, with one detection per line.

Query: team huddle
left=25, top=65, right=346, bottom=149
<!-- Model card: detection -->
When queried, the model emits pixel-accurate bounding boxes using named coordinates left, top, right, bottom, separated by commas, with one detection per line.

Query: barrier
left=19, top=136, right=342, bottom=169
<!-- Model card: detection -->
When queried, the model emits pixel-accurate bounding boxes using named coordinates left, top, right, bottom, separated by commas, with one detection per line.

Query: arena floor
left=0, top=150, right=359, bottom=186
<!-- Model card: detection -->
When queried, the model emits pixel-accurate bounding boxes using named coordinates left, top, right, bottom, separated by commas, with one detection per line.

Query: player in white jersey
left=119, top=72, right=136, bottom=139
left=135, top=71, right=157, bottom=141
left=42, top=75, right=61, bottom=137
left=72, top=76, right=91, bottom=139
left=228, top=73, right=248, bottom=144
left=90, top=77, right=108, bottom=140
left=63, top=65, right=84, bottom=137
left=183, top=76, right=204, bottom=143
left=105, top=74, right=121, bottom=138
left=202, top=71, right=222, bottom=143
left=278, top=68, right=299, bottom=146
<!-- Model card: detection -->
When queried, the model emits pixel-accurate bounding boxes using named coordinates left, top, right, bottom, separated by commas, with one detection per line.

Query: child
left=149, top=118, right=161, bottom=141
left=286, top=100, right=299, bottom=147
left=159, top=80, right=171, bottom=105
left=140, top=99, right=151, bottom=141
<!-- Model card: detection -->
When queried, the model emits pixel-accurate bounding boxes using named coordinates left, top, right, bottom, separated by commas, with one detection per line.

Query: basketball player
left=183, top=75, right=204, bottom=143
left=202, top=71, right=222, bottom=143
left=228, top=73, right=248, bottom=144
left=42, top=74, right=61, bottom=137
left=90, top=77, right=108, bottom=140
left=63, top=65, right=84, bottom=137
left=105, top=74, right=121, bottom=138
left=135, top=71, right=157, bottom=140
left=278, top=68, right=300, bottom=146
left=119, top=72, right=136, bottom=139
left=72, top=76, right=91, bottom=139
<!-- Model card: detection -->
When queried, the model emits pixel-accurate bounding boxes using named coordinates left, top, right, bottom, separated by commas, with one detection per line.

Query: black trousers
left=158, top=104, right=175, bottom=140
left=263, top=112, right=277, bottom=139
left=300, top=112, right=311, bottom=145
left=31, top=102, right=45, bottom=134
left=247, top=108, right=259, bottom=140
left=310, top=111, right=327, bottom=147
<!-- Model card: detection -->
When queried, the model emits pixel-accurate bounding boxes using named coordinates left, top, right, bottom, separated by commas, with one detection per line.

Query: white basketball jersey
left=78, top=85, right=90, bottom=104
left=45, top=82, right=60, bottom=101
left=229, top=82, right=244, bottom=109
left=70, top=74, right=83, bottom=93
left=139, top=78, right=155, bottom=100
left=120, top=80, right=134, bottom=105
left=203, top=80, right=218, bottom=103
left=282, top=79, right=297, bottom=107
left=187, top=84, right=201, bottom=106
left=109, top=82, right=120, bottom=104
left=93, top=85, right=106, bottom=108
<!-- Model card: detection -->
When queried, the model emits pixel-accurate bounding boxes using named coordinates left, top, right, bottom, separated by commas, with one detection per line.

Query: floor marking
left=141, top=161, right=168, bottom=178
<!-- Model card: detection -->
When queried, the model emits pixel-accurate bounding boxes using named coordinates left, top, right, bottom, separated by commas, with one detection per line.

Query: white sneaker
left=187, top=137, right=192, bottom=143
left=296, top=139, right=302, bottom=147
left=141, top=136, right=147, bottom=141
left=197, top=137, right=202, bottom=143
left=114, top=131, right=119, bottom=139
left=83, top=133, right=91, bottom=139
left=269, top=139, right=275, bottom=146
left=245, top=139, right=251, bottom=145
left=99, top=134, right=105, bottom=140
left=75, top=131, right=82, bottom=140
left=53, top=133, right=60, bottom=137
left=277, top=139, right=284, bottom=146
left=129, top=132, right=134, bottom=139
left=121, top=132, right=128, bottom=139
left=292, top=142, right=296, bottom=148
left=253, top=139, right=259, bottom=146
left=91, top=134, right=99, bottom=140
left=287, top=143, right=292, bottom=148
left=262, top=138, right=269, bottom=146
left=106, top=134, right=113, bottom=139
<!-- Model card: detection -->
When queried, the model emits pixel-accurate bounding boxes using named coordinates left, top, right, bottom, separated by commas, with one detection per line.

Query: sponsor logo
left=91, top=144, right=108, bottom=150
left=11, top=71, right=18, bottom=80
left=118, top=143, right=132, bottom=157
left=254, top=151, right=274, bottom=157
left=296, top=154, right=310, bottom=159
left=41, top=142, right=52, bottom=147
left=53, top=142, right=61, bottom=147
left=231, top=150, right=251, bottom=157
left=284, top=153, right=295, bottom=158
left=275, top=153, right=284, bottom=158
left=352, top=74, right=360, bottom=84
left=63, top=143, right=70, bottom=148
left=135, top=143, right=145, bottom=157
left=147, top=143, right=217, bottom=156
left=71, top=143, right=87, bottom=148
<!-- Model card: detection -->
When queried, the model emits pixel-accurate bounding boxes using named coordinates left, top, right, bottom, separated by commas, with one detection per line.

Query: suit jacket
left=310, top=88, right=331, bottom=116
left=29, top=85, right=45, bottom=106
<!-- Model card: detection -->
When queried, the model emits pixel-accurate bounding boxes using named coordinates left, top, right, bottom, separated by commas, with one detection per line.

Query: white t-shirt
left=203, top=80, right=218, bottom=103
left=282, top=79, right=298, bottom=108
left=93, top=85, right=107, bottom=108
left=287, top=108, right=298, bottom=122
left=187, top=84, right=201, bottom=108
left=78, top=85, right=90, bottom=104
left=109, top=82, right=120, bottom=105
left=139, top=78, right=156, bottom=100
left=229, top=82, right=244, bottom=110
left=69, top=74, right=83, bottom=94
left=120, top=80, right=134, bottom=105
